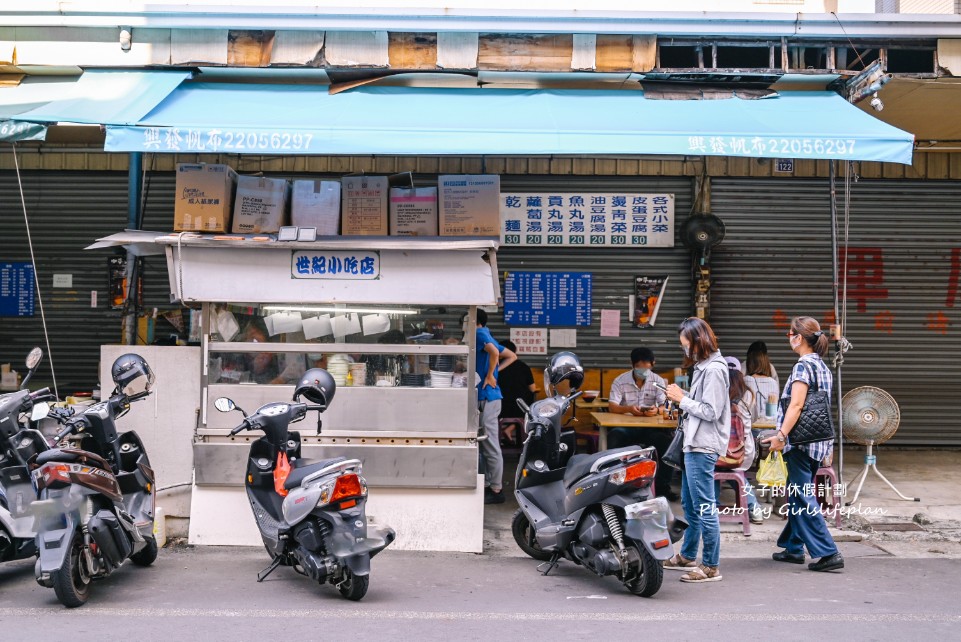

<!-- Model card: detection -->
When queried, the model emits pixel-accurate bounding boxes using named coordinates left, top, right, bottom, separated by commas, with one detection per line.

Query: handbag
left=662, top=426, right=684, bottom=470
left=779, top=361, right=835, bottom=445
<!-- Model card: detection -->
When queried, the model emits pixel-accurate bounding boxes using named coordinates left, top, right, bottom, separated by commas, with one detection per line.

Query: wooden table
left=754, top=419, right=776, bottom=430
left=590, top=412, right=678, bottom=451
left=576, top=398, right=610, bottom=411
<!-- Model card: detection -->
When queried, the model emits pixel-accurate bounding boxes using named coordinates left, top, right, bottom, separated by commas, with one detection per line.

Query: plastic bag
left=273, top=451, right=291, bottom=497
left=757, top=451, right=787, bottom=488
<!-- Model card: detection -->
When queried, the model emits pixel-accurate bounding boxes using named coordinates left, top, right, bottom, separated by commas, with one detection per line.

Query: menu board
left=503, top=271, right=592, bottom=327
left=0, top=263, right=35, bottom=317
left=500, top=192, right=674, bottom=247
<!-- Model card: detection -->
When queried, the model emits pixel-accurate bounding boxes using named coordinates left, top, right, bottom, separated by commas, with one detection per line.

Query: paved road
left=1, top=544, right=957, bottom=640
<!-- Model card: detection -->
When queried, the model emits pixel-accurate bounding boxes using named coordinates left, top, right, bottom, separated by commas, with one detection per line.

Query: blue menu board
left=503, top=271, right=592, bottom=326
left=0, top=263, right=35, bottom=317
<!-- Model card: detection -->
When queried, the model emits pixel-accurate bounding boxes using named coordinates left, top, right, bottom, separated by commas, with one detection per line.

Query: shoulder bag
left=779, top=361, right=835, bottom=445
left=662, top=423, right=684, bottom=470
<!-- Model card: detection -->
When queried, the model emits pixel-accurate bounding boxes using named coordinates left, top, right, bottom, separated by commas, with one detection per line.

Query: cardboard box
left=341, top=176, right=389, bottom=236
left=291, top=180, right=341, bottom=235
left=438, top=175, right=501, bottom=236
left=389, top=187, right=438, bottom=236
left=232, top=175, right=290, bottom=234
left=174, top=163, right=238, bottom=232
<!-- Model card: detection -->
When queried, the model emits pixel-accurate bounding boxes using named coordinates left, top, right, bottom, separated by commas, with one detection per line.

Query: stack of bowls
left=430, top=370, right=453, bottom=388
left=326, top=354, right=350, bottom=386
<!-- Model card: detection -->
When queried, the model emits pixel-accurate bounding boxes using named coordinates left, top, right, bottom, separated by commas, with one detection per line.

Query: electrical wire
left=12, top=143, right=59, bottom=399
left=831, top=12, right=868, bottom=70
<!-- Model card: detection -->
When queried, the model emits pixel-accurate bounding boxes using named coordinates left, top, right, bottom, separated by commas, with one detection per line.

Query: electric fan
left=842, top=386, right=919, bottom=505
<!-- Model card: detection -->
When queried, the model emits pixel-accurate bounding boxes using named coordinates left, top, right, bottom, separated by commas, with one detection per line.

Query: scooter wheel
left=624, top=545, right=663, bottom=598
left=52, top=530, right=91, bottom=608
left=337, top=568, right=369, bottom=601
left=130, top=536, right=158, bottom=567
left=511, top=509, right=552, bottom=561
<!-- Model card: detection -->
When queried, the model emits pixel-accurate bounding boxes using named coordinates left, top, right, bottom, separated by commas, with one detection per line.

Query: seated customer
left=608, top=347, right=676, bottom=501
left=744, top=340, right=781, bottom=422
left=497, top=340, right=537, bottom=442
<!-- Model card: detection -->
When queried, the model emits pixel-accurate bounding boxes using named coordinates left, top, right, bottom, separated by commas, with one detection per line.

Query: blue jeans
left=680, top=451, right=721, bottom=568
left=777, top=448, right=838, bottom=558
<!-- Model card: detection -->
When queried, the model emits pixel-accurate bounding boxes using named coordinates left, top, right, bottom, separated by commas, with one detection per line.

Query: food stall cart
left=101, top=232, right=499, bottom=552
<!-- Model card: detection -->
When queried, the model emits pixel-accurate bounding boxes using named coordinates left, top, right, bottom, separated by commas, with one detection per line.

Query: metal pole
left=829, top=160, right=844, bottom=482
left=124, top=152, right=143, bottom=345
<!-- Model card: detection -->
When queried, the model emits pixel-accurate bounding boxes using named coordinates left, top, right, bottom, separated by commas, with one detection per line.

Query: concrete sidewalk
left=485, top=448, right=961, bottom=559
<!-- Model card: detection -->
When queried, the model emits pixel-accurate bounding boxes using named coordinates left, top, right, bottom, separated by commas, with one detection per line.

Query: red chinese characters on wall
left=841, top=247, right=889, bottom=314
left=946, top=248, right=960, bottom=309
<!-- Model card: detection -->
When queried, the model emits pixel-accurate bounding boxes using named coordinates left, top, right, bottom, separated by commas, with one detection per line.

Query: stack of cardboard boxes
left=173, top=162, right=500, bottom=237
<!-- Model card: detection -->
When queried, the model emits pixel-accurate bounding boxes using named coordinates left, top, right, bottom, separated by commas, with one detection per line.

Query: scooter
left=214, top=367, right=394, bottom=601
left=0, top=348, right=57, bottom=565
left=511, top=352, right=687, bottom=597
left=30, top=353, right=158, bottom=608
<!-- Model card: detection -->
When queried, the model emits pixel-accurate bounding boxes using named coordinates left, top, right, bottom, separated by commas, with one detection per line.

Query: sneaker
left=663, top=553, right=698, bottom=571
left=679, top=564, right=723, bottom=583
left=484, top=489, right=506, bottom=505
left=749, top=505, right=765, bottom=524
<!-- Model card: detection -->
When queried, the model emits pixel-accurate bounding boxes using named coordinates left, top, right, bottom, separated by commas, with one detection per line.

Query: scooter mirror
left=214, top=397, right=236, bottom=413
left=25, top=347, right=42, bottom=370
left=30, top=401, right=50, bottom=422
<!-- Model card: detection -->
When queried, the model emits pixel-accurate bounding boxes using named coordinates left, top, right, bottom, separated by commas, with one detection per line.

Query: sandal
left=680, top=565, right=723, bottom=583
left=663, top=554, right=698, bottom=571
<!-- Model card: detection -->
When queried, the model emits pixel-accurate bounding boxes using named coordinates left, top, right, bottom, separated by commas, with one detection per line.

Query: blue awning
left=95, top=83, right=914, bottom=164
left=9, top=70, right=191, bottom=130
left=0, top=76, right=85, bottom=142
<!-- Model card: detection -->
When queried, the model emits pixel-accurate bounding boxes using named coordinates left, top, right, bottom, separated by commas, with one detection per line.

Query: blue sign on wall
left=0, top=263, right=35, bottom=317
left=503, top=271, right=592, bottom=326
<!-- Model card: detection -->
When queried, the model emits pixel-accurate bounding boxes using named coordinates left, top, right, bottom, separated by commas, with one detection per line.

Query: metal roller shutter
left=0, top=170, right=176, bottom=394
left=487, top=176, right=695, bottom=370
left=710, top=177, right=961, bottom=445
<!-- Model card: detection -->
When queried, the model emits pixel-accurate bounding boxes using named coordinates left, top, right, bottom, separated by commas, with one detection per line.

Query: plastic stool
left=816, top=465, right=842, bottom=528
left=573, top=426, right=599, bottom=454
left=714, top=469, right=751, bottom=536
left=499, top=418, right=525, bottom=452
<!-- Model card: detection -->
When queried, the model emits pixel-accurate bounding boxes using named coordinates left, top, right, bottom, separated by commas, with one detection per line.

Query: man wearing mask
left=608, top=347, right=677, bottom=501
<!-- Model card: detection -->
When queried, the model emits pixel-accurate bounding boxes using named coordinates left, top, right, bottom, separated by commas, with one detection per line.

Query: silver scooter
left=214, top=367, right=394, bottom=601
left=0, top=348, right=55, bottom=565
left=31, top=353, right=158, bottom=608
left=511, top=352, right=686, bottom=597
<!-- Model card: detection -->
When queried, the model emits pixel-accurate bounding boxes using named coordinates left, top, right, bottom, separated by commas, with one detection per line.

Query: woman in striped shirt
left=763, top=316, right=843, bottom=573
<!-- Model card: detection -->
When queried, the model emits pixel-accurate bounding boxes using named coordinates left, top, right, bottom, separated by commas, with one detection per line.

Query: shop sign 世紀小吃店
left=500, top=193, right=674, bottom=247
left=291, top=251, right=380, bottom=280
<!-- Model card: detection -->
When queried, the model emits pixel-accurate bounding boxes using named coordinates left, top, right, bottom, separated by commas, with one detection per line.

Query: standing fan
left=842, top=386, right=920, bottom=505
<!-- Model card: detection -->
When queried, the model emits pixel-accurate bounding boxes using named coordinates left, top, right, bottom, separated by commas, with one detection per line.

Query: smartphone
left=654, top=382, right=668, bottom=392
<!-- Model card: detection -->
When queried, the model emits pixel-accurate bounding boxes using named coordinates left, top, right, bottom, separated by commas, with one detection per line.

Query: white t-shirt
left=744, top=374, right=780, bottom=421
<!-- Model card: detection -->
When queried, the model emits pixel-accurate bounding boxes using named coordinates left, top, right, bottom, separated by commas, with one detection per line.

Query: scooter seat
left=34, top=447, right=111, bottom=471
left=283, top=457, right=348, bottom=490
left=563, top=447, right=639, bottom=488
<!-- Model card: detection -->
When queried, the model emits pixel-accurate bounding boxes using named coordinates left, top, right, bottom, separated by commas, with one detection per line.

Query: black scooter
left=31, top=354, right=158, bottom=607
left=215, top=374, right=394, bottom=601
left=511, top=353, right=686, bottom=597
left=0, top=348, right=56, bottom=565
